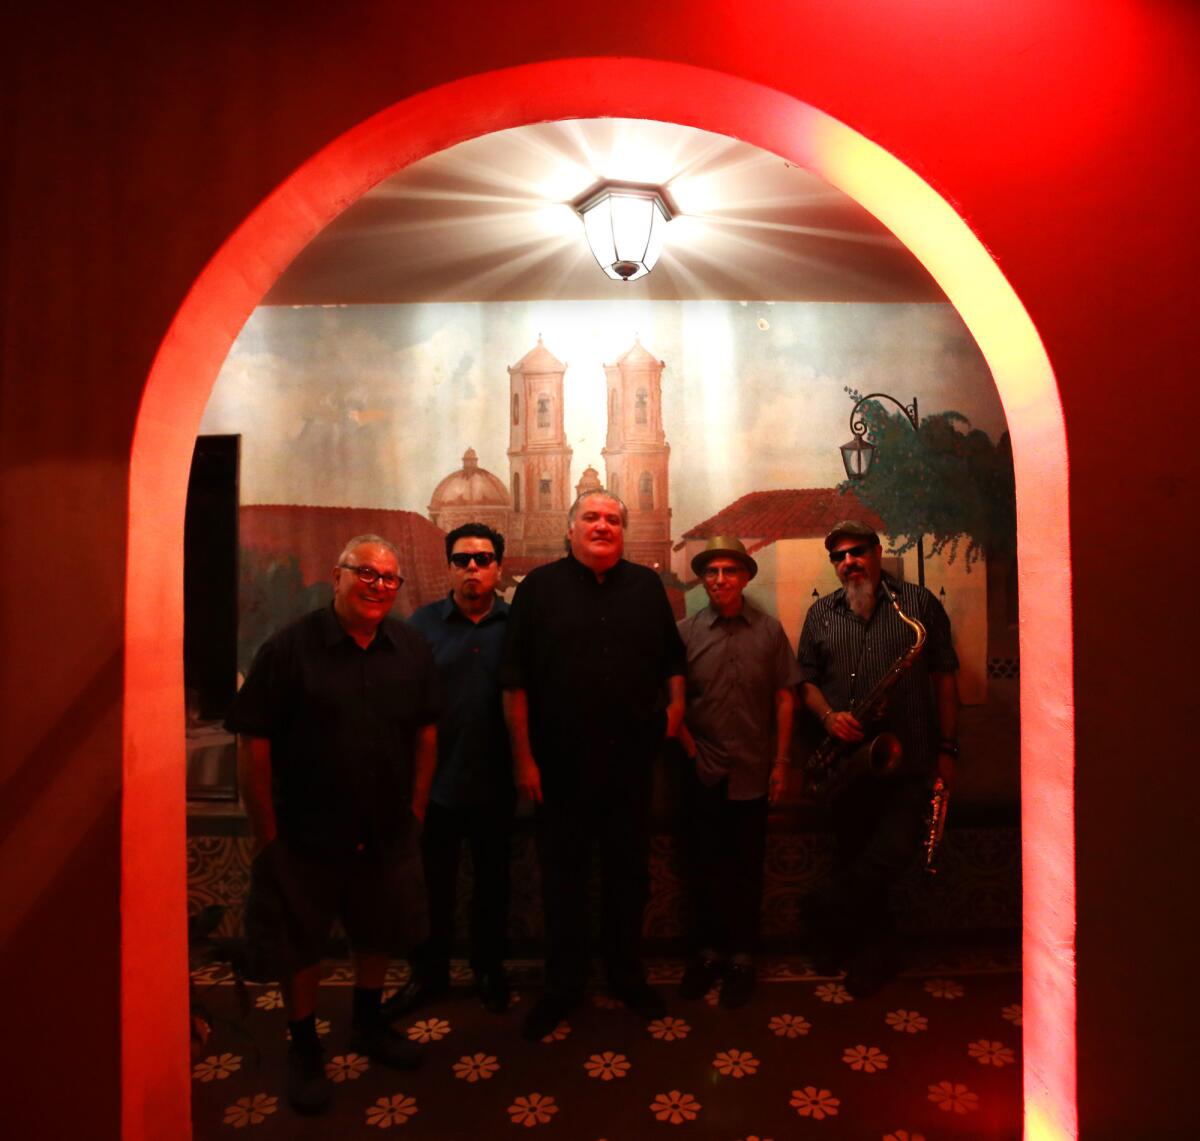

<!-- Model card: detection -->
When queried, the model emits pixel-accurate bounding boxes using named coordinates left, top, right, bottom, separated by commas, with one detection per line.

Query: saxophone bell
left=811, top=731, right=903, bottom=799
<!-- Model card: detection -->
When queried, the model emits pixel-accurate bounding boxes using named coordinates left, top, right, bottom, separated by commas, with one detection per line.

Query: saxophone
left=804, top=578, right=926, bottom=799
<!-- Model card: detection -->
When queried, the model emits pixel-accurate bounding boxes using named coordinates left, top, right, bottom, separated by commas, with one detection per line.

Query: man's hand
left=936, top=750, right=957, bottom=791
left=824, top=710, right=864, bottom=743
left=513, top=753, right=543, bottom=804
left=665, top=675, right=686, bottom=739
left=677, top=724, right=698, bottom=761
left=769, top=761, right=789, bottom=805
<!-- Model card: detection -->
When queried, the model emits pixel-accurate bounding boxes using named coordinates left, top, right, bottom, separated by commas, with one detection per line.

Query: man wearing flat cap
left=674, top=536, right=800, bottom=1008
left=796, top=520, right=959, bottom=997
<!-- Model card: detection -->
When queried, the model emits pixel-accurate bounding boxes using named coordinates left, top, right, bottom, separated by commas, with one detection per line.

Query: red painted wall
left=4, top=2, right=1197, bottom=1137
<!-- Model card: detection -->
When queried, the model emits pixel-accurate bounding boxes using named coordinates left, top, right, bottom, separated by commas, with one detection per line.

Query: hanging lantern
left=576, top=184, right=673, bottom=281
left=839, top=433, right=876, bottom=479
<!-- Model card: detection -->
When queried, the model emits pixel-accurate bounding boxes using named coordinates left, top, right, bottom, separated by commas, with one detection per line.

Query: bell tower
left=508, top=336, right=573, bottom=558
left=601, top=338, right=671, bottom=571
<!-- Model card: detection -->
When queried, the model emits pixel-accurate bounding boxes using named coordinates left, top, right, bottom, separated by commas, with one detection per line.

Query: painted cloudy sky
left=201, top=300, right=1004, bottom=534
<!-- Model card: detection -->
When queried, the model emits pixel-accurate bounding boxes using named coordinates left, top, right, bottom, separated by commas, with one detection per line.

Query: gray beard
left=844, top=576, right=878, bottom=620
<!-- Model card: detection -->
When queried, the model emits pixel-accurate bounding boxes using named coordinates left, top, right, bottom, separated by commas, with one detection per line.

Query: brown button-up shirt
left=677, top=602, right=801, bottom=800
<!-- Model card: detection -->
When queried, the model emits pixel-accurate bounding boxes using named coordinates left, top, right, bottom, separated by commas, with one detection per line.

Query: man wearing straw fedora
left=675, top=536, right=800, bottom=1008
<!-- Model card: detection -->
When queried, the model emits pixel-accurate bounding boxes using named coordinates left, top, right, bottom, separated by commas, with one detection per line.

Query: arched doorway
left=126, top=59, right=1074, bottom=1138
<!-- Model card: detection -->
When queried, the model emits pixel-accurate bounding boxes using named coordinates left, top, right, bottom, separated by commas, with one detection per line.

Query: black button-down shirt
left=796, top=575, right=958, bottom=774
left=225, top=605, right=438, bottom=858
left=407, top=594, right=512, bottom=811
left=500, top=554, right=686, bottom=791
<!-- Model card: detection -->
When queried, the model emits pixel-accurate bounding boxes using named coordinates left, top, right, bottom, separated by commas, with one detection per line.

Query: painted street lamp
left=840, top=391, right=926, bottom=587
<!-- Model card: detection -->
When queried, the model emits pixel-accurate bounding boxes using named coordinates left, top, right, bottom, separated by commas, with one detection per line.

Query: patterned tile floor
left=191, top=950, right=1021, bottom=1139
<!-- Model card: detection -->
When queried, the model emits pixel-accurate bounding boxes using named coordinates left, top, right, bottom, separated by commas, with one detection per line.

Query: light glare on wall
left=575, top=183, right=673, bottom=281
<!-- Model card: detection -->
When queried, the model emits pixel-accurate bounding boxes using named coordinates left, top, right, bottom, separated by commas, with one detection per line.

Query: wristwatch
left=938, top=739, right=960, bottom=758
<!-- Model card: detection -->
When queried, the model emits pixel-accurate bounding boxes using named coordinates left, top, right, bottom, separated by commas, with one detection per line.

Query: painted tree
left=837, top=389, right=1016, bottom=567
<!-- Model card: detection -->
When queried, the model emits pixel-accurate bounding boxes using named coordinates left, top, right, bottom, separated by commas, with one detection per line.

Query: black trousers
left=810, top=772, right=928, bottom=956
left=679, top=771, right=769, bottom=957
left=413, top=798, right=513, bottom=981
left=535, top=776, right=653, bottom=1002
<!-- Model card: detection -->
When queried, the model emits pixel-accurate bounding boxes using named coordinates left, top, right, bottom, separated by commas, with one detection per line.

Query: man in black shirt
left=389, top=522, right=514, bottom=1017
left=797, top=520, right=959, bottom=997
left=502, top=490, right=686, bottom=1041
left=226, top=534, right=438, bottom=1115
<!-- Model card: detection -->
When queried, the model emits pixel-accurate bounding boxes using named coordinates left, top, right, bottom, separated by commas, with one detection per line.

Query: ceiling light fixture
left=574, top=182, right=674, bottom=281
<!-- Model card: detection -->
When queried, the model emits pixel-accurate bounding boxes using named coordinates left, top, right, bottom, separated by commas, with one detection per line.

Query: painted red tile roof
left=239, top=504, right=449, bottom=612
left=682, top=488, right=884, bottom=553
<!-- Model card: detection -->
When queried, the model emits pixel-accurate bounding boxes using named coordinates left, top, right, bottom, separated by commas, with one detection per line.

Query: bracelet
left=821, top=709, right=835, bottom=724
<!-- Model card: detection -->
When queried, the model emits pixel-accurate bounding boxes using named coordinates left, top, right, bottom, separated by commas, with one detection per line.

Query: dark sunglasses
left=829, top=544, right=873, bottom=564
left=449, top=551, right=497, bottom=568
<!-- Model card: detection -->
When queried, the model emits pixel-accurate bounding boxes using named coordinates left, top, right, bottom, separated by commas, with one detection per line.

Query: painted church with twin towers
left=427, top=336, right=673, bottom=573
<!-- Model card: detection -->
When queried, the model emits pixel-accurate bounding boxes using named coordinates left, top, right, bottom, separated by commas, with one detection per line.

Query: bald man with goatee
left=796, top=520, right=959, bottom=998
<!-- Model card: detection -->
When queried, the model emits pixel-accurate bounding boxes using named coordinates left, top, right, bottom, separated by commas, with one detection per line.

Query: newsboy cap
left=823, top=519, right=881, bottom=551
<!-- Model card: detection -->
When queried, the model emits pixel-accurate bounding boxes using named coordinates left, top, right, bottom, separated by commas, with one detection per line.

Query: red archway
left=126, top=59, right=1075, bottom=1139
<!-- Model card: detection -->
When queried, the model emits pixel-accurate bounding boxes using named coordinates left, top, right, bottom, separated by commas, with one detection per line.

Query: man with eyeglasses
left=501, top=489, right=686, bottom=1041
left=225, top=534, right=438, bottom=1115
left=674, top=536, right=800, bottom=1009
left=796, top=520, right=960, bottom=997
left=386, top=523, right=515, bottom=1018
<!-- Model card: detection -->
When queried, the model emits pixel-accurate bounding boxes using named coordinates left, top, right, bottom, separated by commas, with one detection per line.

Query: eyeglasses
left=829, top=544, right=873, bottom=564
left=702, top=565, right=747, bottom=581
left=449, top=551, right=497, bottom=568
left=338, top=563, right=403, bottom=590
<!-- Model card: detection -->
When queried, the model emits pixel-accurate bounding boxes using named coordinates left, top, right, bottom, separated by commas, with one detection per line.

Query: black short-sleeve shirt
left=225, top=605, right=438, bottom=858
left=796, top=574, right=958, bottom=774
left=500, top=555, right=685, bottom=787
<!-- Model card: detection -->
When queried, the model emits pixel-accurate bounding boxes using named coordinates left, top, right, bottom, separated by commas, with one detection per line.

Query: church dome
left=429, top=448, right=511, bottom=511
left=575, top=465, right=603, bottom=498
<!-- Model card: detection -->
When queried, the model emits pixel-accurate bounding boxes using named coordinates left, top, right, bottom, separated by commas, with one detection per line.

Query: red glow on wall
left=127, top=60, right=1076, bottom=1139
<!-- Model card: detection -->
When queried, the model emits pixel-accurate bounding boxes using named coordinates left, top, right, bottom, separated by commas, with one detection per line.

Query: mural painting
left=200, top=299, right=1016, bottom=717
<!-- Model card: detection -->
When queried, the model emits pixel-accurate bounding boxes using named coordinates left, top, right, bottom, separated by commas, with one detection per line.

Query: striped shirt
left=796, top=574, right=958, bottom=774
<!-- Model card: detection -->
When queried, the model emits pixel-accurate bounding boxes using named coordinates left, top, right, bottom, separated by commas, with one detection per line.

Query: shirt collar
left=704, top=600, right=755, bottom=628
left=320, top=602, right=395, bottom=648
left=565, top=551, right=625, bottom=581
left=438, top=592, right=510, bottom=624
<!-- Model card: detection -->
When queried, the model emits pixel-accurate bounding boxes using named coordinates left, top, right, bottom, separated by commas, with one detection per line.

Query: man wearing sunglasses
left=796, top=520, right=960, bottom=997
left=225, top=534, right=438, bottom=1115
left=389, top=523, right=514, bottom=1018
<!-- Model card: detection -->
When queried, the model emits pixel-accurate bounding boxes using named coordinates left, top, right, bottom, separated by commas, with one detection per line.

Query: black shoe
left=347, top=1024, right=423, bottom=1070
left=810, top=946, right=845, bottom=977
left=843, top=947, right=900, bottom=999
left=719, top=963, right=756, bottom=1009
left=381, top=976, right=447, bottom=1021
left=520, top=996, right=572, bottom=1042
left=285, top=1043, right=332, bottom=1116
left=611, top=981, right=667, bottom=1021
left=678, top=956, right=722, bottom=1000
left=477, top=969, right=511, bottom=1014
